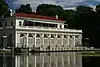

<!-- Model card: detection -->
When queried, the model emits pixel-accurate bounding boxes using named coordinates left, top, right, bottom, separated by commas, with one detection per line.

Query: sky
left=5, top=0, right=100, bottom=11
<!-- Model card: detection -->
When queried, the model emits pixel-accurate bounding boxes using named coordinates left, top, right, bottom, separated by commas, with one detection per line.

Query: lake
left=0, top=52, right=100, bottom=67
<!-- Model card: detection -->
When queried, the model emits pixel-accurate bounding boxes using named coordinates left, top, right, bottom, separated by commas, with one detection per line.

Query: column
left=16, top=33, right=20, bottom=47
left=62, top=34, right=64, bottom=46
left=80, top=35, right=82, bottom=45
left=67, top=35, right=70, bottom=46
left=48, top=34, right=51, bottom=50
left=42, top=34, right=44, bottom=49
left=73, top=35, right=75, bottom=46
left=41, top=34, right=44, bottom=48
left=55, top=34, right=57, bottom=47
left=15, top=33, right=17, bottom=47
left=32, top=34, right=35, bottom=47
left=57, top=24, right=60, bottom=28
left=61, top=24, right=64, bottom=28
left=35, top=33, right=36, bottom=47
left=26, top=33, right=29, bottom=47
left=78, top=35, right=82, bottom=45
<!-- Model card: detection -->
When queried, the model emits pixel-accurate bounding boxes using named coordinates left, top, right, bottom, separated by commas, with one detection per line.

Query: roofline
left=15, top=13, right=65, bottom=23
left=15, top=16, right=66, bottom=23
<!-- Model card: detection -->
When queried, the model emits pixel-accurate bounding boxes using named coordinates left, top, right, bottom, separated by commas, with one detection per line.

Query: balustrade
left=16, top=25, right=82, bottom=33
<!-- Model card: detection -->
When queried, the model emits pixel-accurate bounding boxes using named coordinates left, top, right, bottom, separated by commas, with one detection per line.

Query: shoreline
left=0, top=47, right=100, bottom=54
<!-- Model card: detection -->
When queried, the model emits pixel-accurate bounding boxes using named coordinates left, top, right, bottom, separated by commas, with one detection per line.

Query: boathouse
left=0, top=13, right=82, bottom=51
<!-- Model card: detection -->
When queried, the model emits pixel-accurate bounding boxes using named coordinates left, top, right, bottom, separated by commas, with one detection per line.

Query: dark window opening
left=35, top=22, right=41, bottom=26
left=36, top=34, right=40, bottom=37
left=5, top=22, right=7, bottom=26
left=58, top=35, right=61, bottom=38
left=60, top=25, right=62, bottom=28
left=23, top=20, right=34, bottom=26
left=44, top=34, right=48, bottom=38
left=49, top=24, right=57, bottom=28
left=23, top=20, right=57, bottom=28
left=28, top=34, right=33, bottom=37
left=0, top=22, right=2, bottom=27
left=42, top=23, right=48, bottom=27
left=64, top=25, right=68, bottom=28
left=19, top=21, right=22, bottom=26
left=64, top=35, right=67, bottom=38
left=11, top=21, right=13, bottom=26
left=51, top=35, right=54, bottom=38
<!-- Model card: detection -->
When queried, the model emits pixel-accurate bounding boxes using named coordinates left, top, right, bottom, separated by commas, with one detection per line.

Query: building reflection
left=0, top=52, right=82, bottom=67
left=0, top=53, right=15, bottom=67
left=15, top=52, right=82, bottom=67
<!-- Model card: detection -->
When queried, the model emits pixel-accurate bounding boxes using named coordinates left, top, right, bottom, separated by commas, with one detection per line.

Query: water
left=0, top=52, right=100, bottom=67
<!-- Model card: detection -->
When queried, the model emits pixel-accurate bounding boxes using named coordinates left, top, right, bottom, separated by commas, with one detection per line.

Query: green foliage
left=36, top=4, right=64, bottom=16
left=16, top=4, right=32, bottom=13
left=0, top=0, right=9, bottom=17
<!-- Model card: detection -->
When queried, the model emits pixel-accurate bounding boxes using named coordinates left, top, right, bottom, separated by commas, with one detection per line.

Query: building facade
left=0, top=13, right=82, bottom=50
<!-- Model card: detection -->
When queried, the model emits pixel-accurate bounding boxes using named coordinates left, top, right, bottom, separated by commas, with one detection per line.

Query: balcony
left=16, top=26, right=82, bottom=33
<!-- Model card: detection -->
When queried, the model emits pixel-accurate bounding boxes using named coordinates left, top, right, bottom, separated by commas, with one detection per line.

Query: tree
left=16, top=4, right=32, bottom=13
left=0, top=0, right=9, bottom=17
left=36, top=4, right=64, bottom=17
left=75, top=6, right=99, bottom=47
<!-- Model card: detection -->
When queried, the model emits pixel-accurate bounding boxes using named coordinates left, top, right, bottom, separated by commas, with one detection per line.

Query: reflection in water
left=0, top=52, right=82, bottom=67
left=0, top=53, right=15, bottom=67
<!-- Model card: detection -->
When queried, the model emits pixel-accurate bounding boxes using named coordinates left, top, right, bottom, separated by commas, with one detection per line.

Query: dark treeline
left=0, top=0, right=10, bottom=17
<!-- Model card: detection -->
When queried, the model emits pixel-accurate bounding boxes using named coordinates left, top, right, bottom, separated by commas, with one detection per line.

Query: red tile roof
left=15, top=13, right=65, bottom=22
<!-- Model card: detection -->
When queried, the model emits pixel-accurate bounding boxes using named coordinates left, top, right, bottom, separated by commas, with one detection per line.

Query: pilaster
left=41, top=34, right=44, bottom=47
left=55, top=34, right=57, bottom=47
left=68, top=35, right=70, bottom=46
left=62, top=34, right=64, bottom=46
left=15, top=33, right=20, bottom=47
left=73, top=35, right=75, bottom=46
left=15, top=33, right=17, bottom=47
left=34, top=33, right=36, bottom=47
left=26, top=33, right=29, bottom=47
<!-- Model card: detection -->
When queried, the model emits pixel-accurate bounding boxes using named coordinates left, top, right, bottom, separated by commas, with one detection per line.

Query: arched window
left=70, top=36, right=73, bottom=39
left=20, top=34, right=24, bottom=37
left=28, top=34, right=33, bottom=46
left=75, top=36, right=79, bottom=39
left=64, top=35, right=67, bottom=38
left=28, top=34, right=33, bottom=37
left=51, top=35, right=54, bottom=38
left=20, top=34, right=27, bottom=46
left=58, top=35, right=61, bottom=38
left=36, top=34, right=41, bottom=38
left=44, top=34, right=48, bottom=38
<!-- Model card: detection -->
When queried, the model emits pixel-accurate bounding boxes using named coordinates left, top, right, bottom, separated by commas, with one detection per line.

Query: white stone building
left=0, top=13, right=82, bottom=50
